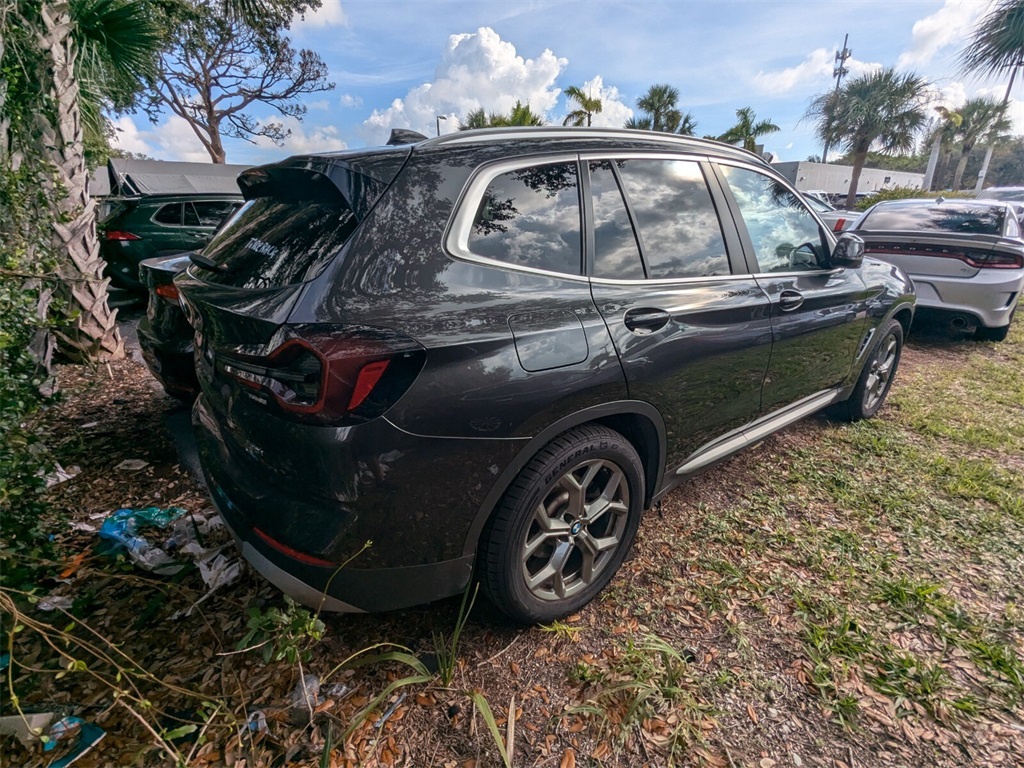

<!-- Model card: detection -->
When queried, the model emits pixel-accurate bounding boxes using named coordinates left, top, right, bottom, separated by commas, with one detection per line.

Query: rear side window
left=198, top=187, right=358, bottom=289
left=615, top=159, right=730, bottom=279
left=467, top=161, right=582, bottom=275
left=153, top=203, right=182, bottom=225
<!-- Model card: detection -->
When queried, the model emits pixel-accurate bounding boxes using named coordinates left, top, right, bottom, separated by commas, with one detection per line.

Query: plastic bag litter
left=43, top=716, right=106, bottom=767
left=98, top=507, right=188, bottom=575
left=290, top=674, right=324, bottom=710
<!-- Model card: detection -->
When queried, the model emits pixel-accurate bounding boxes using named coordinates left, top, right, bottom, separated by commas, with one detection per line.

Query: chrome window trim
left=589, top=273, right=756, bottom=286
left=448, top=151, right=744, bottom=282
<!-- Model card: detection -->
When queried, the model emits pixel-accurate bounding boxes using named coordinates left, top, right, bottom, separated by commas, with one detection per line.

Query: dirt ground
left=2, top=318, right=1023, bottom=768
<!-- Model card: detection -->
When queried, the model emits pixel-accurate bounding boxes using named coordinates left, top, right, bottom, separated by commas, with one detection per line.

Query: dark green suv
left=98, top=193, right=242, bottom=291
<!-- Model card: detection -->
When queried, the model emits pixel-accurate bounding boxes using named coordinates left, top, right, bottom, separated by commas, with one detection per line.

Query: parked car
left=851, top=198, right=1023, bottom=341
left=802, top=193, right=861, bottom=232
left=137, top=253, right=199, bottom=399
left=977, top=186, right=1024, bottom=203
left=176, top=127, right=916, bottom=623
left=99, top=193, right=242, bottom=291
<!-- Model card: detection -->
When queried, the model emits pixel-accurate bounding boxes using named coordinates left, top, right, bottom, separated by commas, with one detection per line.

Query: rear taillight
left=832, top=219, right=846, bottom=232
left=155, top=283, right=180, bottom=302
left=963, top=251, right=1024, bottom=269
left=104, top=231, right=141, bottom=241
left=214, top=327, right=425, bottom=425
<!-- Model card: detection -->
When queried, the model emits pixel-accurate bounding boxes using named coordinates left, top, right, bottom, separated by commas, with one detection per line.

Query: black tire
left=975, top=324, right=1010, bottom=342
left=834, top=318, right=904, bottom=422
left=479, top=425, right=644, bottom=624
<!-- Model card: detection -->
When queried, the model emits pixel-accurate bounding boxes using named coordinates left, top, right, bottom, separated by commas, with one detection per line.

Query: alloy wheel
left=520, top=458, right=630, bottom=602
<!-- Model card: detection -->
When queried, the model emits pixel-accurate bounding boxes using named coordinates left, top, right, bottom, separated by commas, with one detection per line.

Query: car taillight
left=832, top=219, right=846, bottom=232
left=155, top=283, right=180, bottom=302
left=963, top=251, right=1024, bottom=269
left=214, top=327, right=425, bottom=425
left=104, top=231, right=141, bottom=241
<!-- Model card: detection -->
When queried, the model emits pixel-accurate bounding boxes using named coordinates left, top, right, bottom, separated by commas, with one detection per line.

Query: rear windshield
left=978, top=189, right=1024, bottom=202
left=197, top=181, right=358, bottom=289
left=860, top=204, right=1006, bottom=236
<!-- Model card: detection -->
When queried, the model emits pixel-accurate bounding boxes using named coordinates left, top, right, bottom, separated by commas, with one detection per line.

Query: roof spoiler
left=386, top=128, right=429, bottom=146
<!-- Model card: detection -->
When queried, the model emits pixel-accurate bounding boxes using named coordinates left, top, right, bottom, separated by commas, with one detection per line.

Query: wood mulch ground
left=2, top=318, right=1022, bottom=767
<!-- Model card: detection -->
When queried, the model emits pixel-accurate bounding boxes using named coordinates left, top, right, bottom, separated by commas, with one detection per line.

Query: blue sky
left=111, top=0, right=1024, bottom=166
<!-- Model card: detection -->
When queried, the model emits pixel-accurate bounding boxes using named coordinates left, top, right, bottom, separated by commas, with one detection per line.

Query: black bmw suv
left=177, top=128, right=915, bottom=623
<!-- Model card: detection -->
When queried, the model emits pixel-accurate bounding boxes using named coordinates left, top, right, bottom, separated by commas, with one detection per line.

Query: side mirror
left=831, top=232, right=865, bottom=269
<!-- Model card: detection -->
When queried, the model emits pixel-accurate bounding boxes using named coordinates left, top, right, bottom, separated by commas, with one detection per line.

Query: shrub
left=854, top=186, right=976, bottom=211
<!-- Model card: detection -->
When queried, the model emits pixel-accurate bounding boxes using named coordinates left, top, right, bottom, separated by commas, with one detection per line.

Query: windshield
left=859, top=203, right=1006, bottom=236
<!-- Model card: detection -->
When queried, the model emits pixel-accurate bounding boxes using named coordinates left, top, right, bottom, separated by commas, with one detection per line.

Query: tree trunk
left=922, top=134, right=942, bottom=191
left=934, top=151, right=952, bottom=191
left=845, top=149, right=868, bottom=210
left=974, top=145, right=995, bottom=193
left=951, top=147, right=971, bottom=191
left=36, top=3, right=123, bottom=362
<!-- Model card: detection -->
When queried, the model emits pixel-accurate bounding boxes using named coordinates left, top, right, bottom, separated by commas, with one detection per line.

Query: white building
left=772, top=161, right=924, bottom=197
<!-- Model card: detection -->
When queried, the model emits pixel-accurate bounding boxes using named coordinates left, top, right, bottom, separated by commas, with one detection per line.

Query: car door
left=713, top=163, right=869, bottom=413
left=585, top=156, right=774, bottom=474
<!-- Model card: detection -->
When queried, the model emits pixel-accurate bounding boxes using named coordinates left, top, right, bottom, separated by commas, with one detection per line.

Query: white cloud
left=339, top=93, right=363, bottom=108
left=108, top=114, right=347, bottom=163
left=109, top=115, right=213, bottom=162
left=306, top=99, right=331, bottom=111
left=564, top=75, right=633, bottom=128
left=292, top=0, right=346, bottom=30
left=254, top=116, right=348, bottom=155
left=361, top=27, right=567, bottom=142
left=753, top=48, right=881, bottom=96
left=897, top=0, right=986, bottom=70
left=976, top=86, right=1024, bottom=136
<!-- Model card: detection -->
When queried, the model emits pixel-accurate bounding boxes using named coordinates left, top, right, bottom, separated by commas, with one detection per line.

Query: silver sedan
left=851, top=198, right=1023, bottom=341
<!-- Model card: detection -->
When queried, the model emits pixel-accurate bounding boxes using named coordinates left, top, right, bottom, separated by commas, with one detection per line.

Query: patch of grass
left=570, top=633, right=715, bottom=759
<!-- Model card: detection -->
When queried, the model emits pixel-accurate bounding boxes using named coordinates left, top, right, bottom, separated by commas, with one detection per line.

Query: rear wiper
left=189, top=252, right=231, bottom=273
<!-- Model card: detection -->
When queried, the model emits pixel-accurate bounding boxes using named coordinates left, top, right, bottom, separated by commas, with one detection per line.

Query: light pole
left=436, top=115, right=447, bottom=136
left=821, top=33, right=851, bottom=164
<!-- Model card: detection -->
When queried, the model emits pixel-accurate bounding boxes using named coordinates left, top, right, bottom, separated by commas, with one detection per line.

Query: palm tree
left=958, top=0, right=1024, bottom=190
left=958, top=0, right=1024, bottom=81
left=805, top=68, right=929, bottom=209
left=950, top=97, right=1012, bottom=190
left=459, top=101, right=545, bottom=130
left=628, top=84, right=697, bottom=135
left=922, top=106, right=962, bottom=191
left=11, top=1, right=161, bottom=362
left=562, top=85, right=602, bottom=127
left=717, top=107, right=780, bottom=153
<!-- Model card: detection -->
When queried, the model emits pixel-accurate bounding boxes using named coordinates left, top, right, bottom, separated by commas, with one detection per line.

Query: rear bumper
left=192, top=395, right=523, bottom=612
left=909, top=270, right=1023, bottom=328
left=138, top=315, right=198, bottom=397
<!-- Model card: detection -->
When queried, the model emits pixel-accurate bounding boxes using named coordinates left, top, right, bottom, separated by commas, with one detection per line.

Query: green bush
left=854, top=186, right=976, bottom=211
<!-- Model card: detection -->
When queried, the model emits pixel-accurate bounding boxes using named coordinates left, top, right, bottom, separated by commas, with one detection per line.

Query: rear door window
left=614, top=159, right=730, bottom=279
left=192, top=200, right=241, bottom=227
left=466, top=161, right=582, bottom=275
left=589, top=160, right=644, bottom=279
